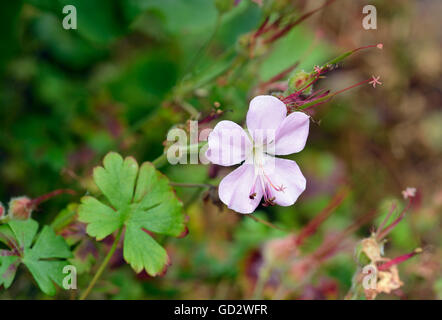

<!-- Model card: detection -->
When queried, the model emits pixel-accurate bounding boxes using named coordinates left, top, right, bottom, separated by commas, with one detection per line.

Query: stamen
left=248, top=175, right=259, bottom=200
left=262, top=171, right=284, bottom=192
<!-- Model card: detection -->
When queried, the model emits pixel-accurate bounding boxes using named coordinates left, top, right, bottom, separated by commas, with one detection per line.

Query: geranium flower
left=206, top=95, right=309, bottom=214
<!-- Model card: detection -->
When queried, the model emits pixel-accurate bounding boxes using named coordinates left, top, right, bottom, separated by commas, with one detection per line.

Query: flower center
left=248, top=143, right=285, bottom=206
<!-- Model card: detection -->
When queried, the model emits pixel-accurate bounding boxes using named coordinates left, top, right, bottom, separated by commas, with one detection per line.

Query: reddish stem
left=375, top=202, right=397, bottom=239
left=259, top=61, right=299, bottom=90
left=377, top=200, right=411, bottom=240
left=378, top=249, right=422, bottom=271
left=264, top=0, right=338, bottom=44
left=29, top=189, right=77, bottom=208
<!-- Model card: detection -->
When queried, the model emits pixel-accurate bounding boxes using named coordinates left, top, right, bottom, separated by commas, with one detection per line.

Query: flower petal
left=206, top=120, right=252, bottom=166
left=274, top=112, right=310, bottom=155
left=218, top=164, right=262, bottom=214
left=262, top=156, right=306, bottom=206
left=246, top=95, right=287, bottom=144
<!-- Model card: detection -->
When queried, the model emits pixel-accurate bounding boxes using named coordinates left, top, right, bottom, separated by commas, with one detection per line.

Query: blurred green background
left=0, top=0, right=440, bottom=299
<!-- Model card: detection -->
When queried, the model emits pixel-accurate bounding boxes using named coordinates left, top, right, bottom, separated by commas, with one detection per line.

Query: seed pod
left=287, top=70, right=313, bottom=95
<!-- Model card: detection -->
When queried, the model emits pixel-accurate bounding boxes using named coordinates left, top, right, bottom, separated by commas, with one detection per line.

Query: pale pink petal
left=273, top=112, right=310, bottom=155
left=205, top=120, right=252, bottom=166
left=246, top=95, right=287, bottom=144
left=218, top=164, right=262, bottom=214
left=262, top=156, right=306, bottom=206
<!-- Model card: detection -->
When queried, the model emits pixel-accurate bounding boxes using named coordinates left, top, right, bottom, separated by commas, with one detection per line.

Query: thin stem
left=29, top=189, right=76, bottom=208
left=179, top=101, right=201, bottom=119
left=151, top=153, right=168, bottom=168
left=79, top=227, right=123, bottom=300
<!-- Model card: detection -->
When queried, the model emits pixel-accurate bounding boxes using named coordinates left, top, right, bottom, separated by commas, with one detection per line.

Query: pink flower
left=206, top=95, right=309, bottom=214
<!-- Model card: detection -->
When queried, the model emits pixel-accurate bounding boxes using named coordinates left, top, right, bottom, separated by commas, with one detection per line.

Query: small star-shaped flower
left=402, top=187, right=416, bottom=199
left=314, top=65, right=322, bottom=74
left=369, top=75, right=382, bottom=88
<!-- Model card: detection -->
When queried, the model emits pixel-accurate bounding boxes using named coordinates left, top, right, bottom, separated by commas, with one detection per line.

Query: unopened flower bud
left=8, top=196, right=34, bottom=220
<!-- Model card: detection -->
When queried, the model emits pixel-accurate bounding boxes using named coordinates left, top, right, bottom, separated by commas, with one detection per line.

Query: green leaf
left=0, top=225, right=15, bottom=247
left=21, top=226, right=72, bottom=296
left=77, top=196, right=122, bottom=240
left=8, top=219, right=39, bottom=248
left=51, top=203, right=79, bottom=232
left=1, top=220, right=72, bottom=295
left=78, top=152, right=186, bottom=276
left=93, top=152, right=139, bottom=209
left=123, top=223, right=169, bottom=275
left=0, top=255, right=19, bottom=289
left=28, top=226, right=72, bottom=260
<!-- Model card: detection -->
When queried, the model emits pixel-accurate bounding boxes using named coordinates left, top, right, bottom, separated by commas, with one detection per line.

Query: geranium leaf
left=0, top=225, right=15, bottom=247
left=0, top=255, right=19, bottom=289
left=28, top=226, right=72, bottom=260
left=132, top=162, right=185, bottom=236
left=21, top=225, right=72, bottom=295
left=2, top=220, right=72, bottom=295
left=93, top=152, right=138, bottom=209
left=123, top=223, right=169, bottom=275
left=8, top=219, right=39, bottom=248
left=78, top=196, right=122, bottom=240
left=78, top=152, right=186, bottom=276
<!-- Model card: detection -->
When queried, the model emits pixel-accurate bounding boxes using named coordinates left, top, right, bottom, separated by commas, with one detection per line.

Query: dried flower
left=8, top=196, right=34, bottom=220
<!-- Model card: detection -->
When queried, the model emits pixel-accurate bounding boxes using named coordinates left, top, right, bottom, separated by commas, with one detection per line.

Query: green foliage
left=78, top=152, right=186, bottom=275
left=0, top=219, right=72, bottom=295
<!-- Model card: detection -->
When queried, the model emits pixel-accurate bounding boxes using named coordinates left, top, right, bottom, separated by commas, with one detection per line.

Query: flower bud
left=8, top=196, right=33, bottom=220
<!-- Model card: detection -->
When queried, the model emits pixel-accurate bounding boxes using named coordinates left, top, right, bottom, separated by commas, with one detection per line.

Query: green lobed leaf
left=0, top=255, right=19, bottom=289
left=78, top=152, right=186, bottom=276
left=21, top=225, right=72, bottom=295
left=1, top=220, right=72, bottom=295
left=51, top=203, right=79, bottom=232
left=0, top=225, right=16, bottom=247
left=8, top=219, right=39, bottom=248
